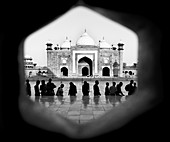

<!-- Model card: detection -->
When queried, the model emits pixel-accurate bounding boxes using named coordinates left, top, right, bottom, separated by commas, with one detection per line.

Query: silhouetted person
left=105, top=82, right=110, bottom=96
left=116, top=82, right=124, bottom=96
left=25, top=79, right=31, bottom=96
left=46, top=78, right=56, bottom=96
left=132, top=82, right=137, bottom=94
left=109, top=82, right=117, bottom=96
left=82, top=81, right=90, bottom=96
left=68, top=82, right=77, bottom=96
left=56, top=84, right=64, bottom=96
left=93, top=80, right=101, bottom=96
left=34, top=80, right=40, bottom=96
left=40, top=80, right=47, bottom=96
left=125, top=80, right=134, bottom=96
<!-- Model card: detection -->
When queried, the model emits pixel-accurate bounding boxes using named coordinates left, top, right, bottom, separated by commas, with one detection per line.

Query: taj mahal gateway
left=46, top=30, right=124, bottom=78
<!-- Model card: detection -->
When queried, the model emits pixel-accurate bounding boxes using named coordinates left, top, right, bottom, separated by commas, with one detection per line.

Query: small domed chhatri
left=61, top=37, right=71, bottom=49
left=46, top=29, right=124, bottom=78
left=76, top=30, right=95, bottom=46
left=99, top=37, right=112, bottom=49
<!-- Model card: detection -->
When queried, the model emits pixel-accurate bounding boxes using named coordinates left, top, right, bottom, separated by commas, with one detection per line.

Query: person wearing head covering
left=68, top=82, right=77, bottom=96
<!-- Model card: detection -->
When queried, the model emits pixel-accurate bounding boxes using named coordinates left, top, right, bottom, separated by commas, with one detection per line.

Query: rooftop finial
left=119, top=39, right=124, bottom=44
left=46, top=39, right=52, bottom=44
left=84, top=28, right=86, bottom=33
left=103, top=36, right=105, bottom=40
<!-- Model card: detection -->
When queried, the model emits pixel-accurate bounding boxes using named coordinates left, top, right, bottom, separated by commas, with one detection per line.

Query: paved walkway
left=30, top=94, right=127, bottom=124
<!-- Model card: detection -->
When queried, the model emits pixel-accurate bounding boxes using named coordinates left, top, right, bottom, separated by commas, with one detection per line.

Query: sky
left=24, top=6, right=138, bottom=66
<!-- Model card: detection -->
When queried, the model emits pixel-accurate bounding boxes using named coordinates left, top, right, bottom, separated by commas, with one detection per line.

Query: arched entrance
left=82, top=67, right=89, bottom=76
left=102, top=67, right=110, bottom=76
left=61, top=67, right=68, bottom=76
left=78, top=57, right=92, bottom=76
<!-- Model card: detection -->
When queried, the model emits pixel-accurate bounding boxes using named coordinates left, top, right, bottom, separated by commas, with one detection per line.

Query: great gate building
left=46, top=30, right=124, bottom=78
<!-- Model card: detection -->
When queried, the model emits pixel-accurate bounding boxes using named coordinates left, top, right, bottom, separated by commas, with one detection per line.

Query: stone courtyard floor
left=30, top=94, right=127, bottom=124
left=29, top=80, right=132, bottom=124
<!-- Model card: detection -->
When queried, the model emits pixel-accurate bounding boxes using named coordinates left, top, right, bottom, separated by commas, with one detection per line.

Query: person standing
left=116, top=82, right=124, bottom=96
left=132, top=82, right=137, bottom=94
left=34, top=80, right=40, bottom=96
left=25, top=79, right=31, bottom=96
left=109, top=82, right=117, bottom=96
left=46, top=78, right=56, bottom=96
left=40, top=80, right=47, bottom=96
left=68, top=82, right=77, bottom=96
left=104, top=82, right=110, bottom=96
left=56, top=84, right=64, bottom=96
left=82, top=81, right=90, bottom=96
left=93, top=80, right=101, bottom=96
left=125, top=80, right=134, bottom=96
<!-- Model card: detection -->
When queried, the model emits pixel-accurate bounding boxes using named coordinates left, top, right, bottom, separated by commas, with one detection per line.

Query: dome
left=99, top=37, right=111, bottom=48
left=61, top=37, right=71, bottom=48
left=76, top=31, right=95, bottom=46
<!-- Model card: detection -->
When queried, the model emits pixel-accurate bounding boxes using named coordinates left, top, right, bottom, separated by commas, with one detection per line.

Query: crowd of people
left=25, top=78, right=137, bottom=97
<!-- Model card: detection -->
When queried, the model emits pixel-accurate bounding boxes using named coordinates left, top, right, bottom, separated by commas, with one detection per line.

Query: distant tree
left=54, top=47, right=57, bottom=50
left=129, top=71, right=133, bottom=76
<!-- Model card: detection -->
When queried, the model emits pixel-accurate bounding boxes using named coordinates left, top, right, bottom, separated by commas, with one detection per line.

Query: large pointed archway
left=78, top=57, right=92, bottom=76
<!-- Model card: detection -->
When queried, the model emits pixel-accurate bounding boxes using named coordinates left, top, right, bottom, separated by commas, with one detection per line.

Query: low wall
left=27, top=76, right=137, bottom=82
